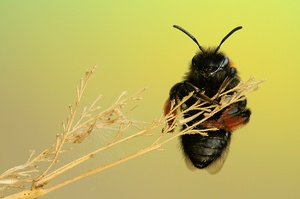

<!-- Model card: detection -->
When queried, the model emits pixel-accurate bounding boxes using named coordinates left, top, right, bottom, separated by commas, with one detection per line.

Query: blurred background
left=0, top=1, right=299, bottom=198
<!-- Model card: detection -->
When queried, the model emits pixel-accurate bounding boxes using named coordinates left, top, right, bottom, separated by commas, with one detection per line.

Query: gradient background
left=0, top=1, right=299, bottom=199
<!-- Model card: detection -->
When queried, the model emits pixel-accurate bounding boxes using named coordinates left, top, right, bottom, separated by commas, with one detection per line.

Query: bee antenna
left=214, top=26, right=243, bottom=53
left=173, top=25, right=205, bottom=53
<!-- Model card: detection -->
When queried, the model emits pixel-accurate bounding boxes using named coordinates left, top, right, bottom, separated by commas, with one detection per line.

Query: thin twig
left=0, top=64, right=264, bottom=199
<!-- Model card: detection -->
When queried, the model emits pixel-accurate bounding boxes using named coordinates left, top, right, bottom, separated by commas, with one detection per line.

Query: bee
left=164, top=25, right=251, bottom=173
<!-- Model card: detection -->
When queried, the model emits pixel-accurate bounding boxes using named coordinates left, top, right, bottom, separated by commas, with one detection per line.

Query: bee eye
left=220, top=56, right=229, bottom=68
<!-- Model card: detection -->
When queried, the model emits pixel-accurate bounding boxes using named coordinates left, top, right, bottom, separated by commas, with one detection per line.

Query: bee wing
left=206, top=143, right=230, bottom=174
left=183, top=155, right=197, bottom=171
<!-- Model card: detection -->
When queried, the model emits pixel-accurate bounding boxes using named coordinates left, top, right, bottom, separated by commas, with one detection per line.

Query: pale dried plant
left=0, top=66, right=264, bottom=198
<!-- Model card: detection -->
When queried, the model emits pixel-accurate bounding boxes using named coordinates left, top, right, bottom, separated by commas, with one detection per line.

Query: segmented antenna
left=214, top=26, right=242, bottom=53
left=173, top=25, right=205, bottom=53
left=173, top=25, right=242, bottom=54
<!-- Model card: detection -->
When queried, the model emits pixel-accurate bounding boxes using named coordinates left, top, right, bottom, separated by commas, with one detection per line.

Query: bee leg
left=220, top=100, right=251, bottom=130
left=169, top=82, right=184, bottom=101
left=164, top=82, right=185, bottom=133
left=184, top=82, right=218, bottom=104
left=165, top=82, right=217, bottom=132
left=201, top=100, right=251, bottom=131
left=214, top=68, right=237, bottom=99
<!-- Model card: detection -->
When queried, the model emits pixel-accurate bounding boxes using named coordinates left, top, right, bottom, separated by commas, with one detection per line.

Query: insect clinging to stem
left=164, top=25, right=251, bottom=173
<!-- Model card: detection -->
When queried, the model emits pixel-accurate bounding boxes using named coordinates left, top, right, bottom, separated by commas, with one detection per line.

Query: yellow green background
left=1, top=1, right=299, bottom=198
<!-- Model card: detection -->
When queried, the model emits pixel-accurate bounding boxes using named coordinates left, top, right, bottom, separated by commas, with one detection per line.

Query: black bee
left=164, top=25, right=251, bottom=173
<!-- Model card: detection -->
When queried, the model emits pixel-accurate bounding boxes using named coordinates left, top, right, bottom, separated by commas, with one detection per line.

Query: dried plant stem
left=0, top=65, right=264, bottom=199
left=35, top=123, right=147, bottom=187
left=45, top=142, right=162, bottom=195
left=3, top=142, right=162, bottom=199
left=35, top=68, right=97, bottom=185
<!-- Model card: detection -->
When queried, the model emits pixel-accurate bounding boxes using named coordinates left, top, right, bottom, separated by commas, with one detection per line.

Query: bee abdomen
left=181, top=130, right=231, bottom=169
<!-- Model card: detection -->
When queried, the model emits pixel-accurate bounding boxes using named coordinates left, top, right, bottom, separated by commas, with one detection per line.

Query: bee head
left=173, top=25, right=241, bottom=80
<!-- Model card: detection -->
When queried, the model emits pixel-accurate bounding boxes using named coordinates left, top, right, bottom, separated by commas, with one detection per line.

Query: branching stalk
left=0, top=66, right=264, bottom=199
